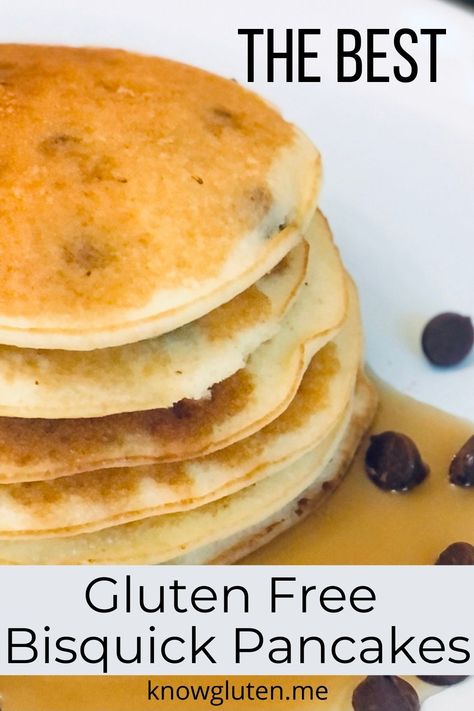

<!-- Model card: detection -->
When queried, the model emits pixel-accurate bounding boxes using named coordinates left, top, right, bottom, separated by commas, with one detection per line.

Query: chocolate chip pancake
left=0, top=45, right=320, bottom=350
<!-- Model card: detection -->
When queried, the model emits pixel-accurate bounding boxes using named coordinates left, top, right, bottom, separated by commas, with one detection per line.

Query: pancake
left=171, top=373, right=378, bottom=565
left=0, top=240, right=308, bottom=419
left=0, top=212, right=346, bottom=483
left=0, top=44, right=320, bottom=350
left=0, top=374, right=376, bottom=564
left=0, top=279, right=360, bottom=537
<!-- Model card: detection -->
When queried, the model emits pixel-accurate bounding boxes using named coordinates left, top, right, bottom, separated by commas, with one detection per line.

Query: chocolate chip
left=421, top=312, right=473, bottom=366
left=172, top=400, right=193, bottom=420
left=212, top=106, right=233, bottom=120
left=365, top=432, right=429, bottom=491
left=248, top=186, right=273, bottom=214
left=295, top=497, right=309, bottom=516
left=352, top=676, right=420, bottom=711
left=238, top=186, right=274, bottom=229
left=449, top=435, right=474, bottom=487
left=417, top=676, right=468, bottom=686
left=435, top=542, right=474, bottom=565
left=39, top=133, right=82, bottom=155
left=63, top=240, right=111, bottom=272
left=206, top=106, right=241, bottom=134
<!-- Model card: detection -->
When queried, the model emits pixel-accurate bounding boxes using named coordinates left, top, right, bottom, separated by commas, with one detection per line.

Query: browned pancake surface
left=0, top=45, right=306, bottom=339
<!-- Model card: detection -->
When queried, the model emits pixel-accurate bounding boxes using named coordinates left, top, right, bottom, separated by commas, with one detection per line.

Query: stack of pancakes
left=0, top=45, right=377, bottom=564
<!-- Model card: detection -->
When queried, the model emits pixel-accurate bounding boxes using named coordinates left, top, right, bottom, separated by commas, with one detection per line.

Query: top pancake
left=0, top=44, right=320, bottom=349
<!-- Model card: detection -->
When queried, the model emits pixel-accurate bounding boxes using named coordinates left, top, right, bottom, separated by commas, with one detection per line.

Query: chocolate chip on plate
left=421, top=312, right=474, bottom=366
left=365, top=431, right=428, bottom=491
left=449, top=435, right=474, bottom=487
left=435, top=542, right=474, bottom=565
left=417, top=676, right=468, bottom=686
left=352, top=676, right=420, bottom=711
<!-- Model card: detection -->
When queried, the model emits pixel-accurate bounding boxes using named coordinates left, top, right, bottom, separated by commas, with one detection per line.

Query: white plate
left=1, top=0, right=473, bottom=707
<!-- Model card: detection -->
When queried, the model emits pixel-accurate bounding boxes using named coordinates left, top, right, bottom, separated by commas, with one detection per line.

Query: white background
left=0, top=0, right=473, bottom=707
left=0, top=566, right=473, bottom=676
